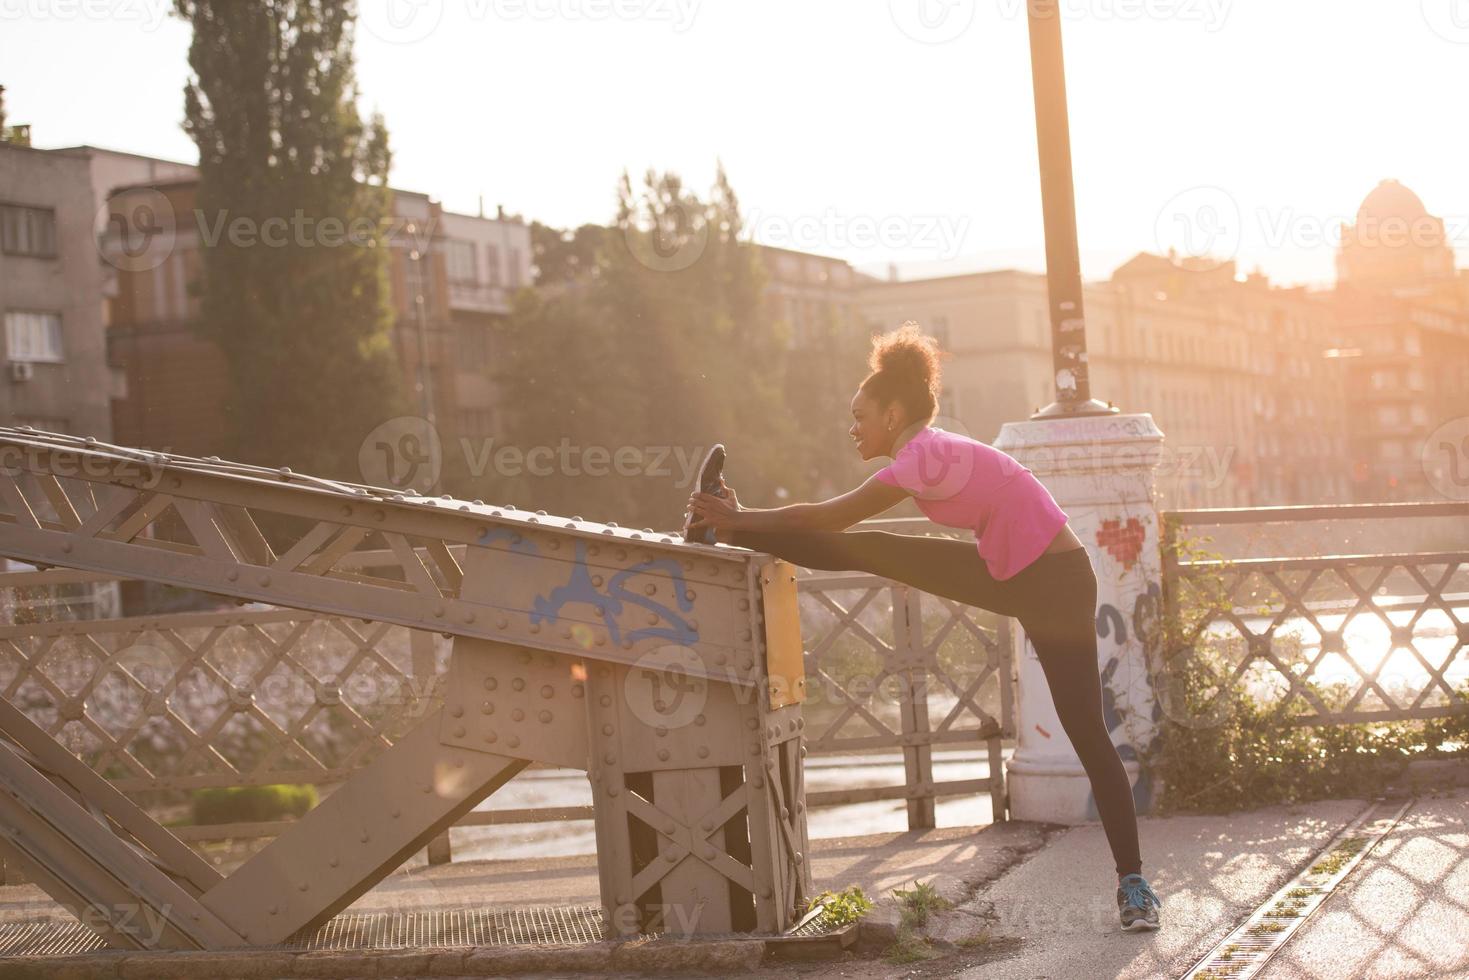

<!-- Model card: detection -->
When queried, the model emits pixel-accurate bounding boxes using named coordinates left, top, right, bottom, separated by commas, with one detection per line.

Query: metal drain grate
left=0, top=920, right=107, bottom=956
left=280, top=904, right=607, bottom=949
left=1180, top=798, right=1411, bottom=980
left=0, top=900, right=849, bottom=958
left=0, top=905, right=607, bottom=958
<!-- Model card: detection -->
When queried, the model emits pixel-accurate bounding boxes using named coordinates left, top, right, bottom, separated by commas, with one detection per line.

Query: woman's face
left=848, top=389, right=899, bottom=460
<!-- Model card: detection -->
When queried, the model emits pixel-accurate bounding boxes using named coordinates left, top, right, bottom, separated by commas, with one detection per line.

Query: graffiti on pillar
left=1095, top=517, right=1146, bottom=571
left=530, top=539, right=698, bottom=648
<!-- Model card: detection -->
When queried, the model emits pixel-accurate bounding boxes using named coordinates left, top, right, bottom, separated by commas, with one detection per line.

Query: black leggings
left=730, top=527, right=1141, bottom=878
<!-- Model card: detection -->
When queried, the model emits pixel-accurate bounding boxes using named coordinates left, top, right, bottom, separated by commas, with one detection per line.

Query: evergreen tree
left=174, top=0, right=404, bottom=479
left=488, top=165, right=868, bottom=530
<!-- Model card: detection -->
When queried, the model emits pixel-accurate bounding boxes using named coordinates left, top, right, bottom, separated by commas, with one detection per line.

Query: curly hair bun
left=861, top=320, right=949, bottom=424
left=869, top=320, right=945, bottom=389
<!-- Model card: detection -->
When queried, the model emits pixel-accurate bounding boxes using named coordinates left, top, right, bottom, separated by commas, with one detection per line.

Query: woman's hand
left=687, top=477, right=742, bottom=532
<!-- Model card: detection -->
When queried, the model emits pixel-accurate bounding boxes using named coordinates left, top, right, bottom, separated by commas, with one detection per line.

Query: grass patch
left=191, top=784, right=318, bottom=825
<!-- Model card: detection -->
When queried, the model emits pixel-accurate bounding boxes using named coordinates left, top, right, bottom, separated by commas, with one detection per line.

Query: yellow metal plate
left=759, top=560, right=806, bottom=710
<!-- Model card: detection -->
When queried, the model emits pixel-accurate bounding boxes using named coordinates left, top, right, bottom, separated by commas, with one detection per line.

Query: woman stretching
left=687, top=321, right=1162, bottom=932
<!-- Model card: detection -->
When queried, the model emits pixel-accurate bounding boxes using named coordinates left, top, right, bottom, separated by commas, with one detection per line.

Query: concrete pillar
left=994, top=413, right=1165, bottom=823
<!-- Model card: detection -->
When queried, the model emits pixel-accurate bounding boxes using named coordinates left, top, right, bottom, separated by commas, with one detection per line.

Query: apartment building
left=1329, top=180, right=1469, bottom=502
left=0, top=140, right=120, bottom=438
left=756, top=244, right=867, bottom=348
left=103, top=176, right=531, bottom=458
left=855, top=258, right=1350, bottom=510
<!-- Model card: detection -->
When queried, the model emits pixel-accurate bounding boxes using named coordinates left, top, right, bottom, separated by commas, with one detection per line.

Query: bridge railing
left=0, top=515, right=1014, bottom=865
left=1159, top=501, right=1469, bottom=727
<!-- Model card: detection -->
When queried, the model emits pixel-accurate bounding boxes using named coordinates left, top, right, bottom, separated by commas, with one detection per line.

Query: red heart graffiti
left=1095, top=517, right=1146, bottom=571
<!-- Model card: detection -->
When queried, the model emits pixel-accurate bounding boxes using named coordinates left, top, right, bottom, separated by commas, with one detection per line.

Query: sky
left=3, top=0, right=1468, bottom=287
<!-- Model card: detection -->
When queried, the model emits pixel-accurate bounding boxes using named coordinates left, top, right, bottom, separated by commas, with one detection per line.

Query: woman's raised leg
left=727, top=528, right=1028, bottom=618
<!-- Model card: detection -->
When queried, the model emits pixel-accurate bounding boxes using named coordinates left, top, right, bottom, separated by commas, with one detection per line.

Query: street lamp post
left=1026, top=0, right=1115, bottom=419
left=998, top=1, right=1164, bottom=825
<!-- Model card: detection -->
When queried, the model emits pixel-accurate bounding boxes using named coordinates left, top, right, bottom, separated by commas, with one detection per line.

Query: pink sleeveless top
left=874, top=426, right=1068, bottom=581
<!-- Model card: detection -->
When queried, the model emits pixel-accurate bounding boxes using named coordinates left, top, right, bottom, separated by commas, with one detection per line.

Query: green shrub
left=1148, top=527, right=1469, bottom=813
left=191, top=784, right=318, bottom=825
left=805, top=885, right=873, bottom=927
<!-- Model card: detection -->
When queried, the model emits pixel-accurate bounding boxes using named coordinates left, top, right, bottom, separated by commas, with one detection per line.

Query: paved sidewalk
left=3, top=788, right=1465, bottom=978
left=1261, top=788, right=1469, bottom=979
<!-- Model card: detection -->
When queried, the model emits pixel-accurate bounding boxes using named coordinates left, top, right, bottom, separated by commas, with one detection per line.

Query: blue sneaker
left=1117, top=873, right=1161, bottom=931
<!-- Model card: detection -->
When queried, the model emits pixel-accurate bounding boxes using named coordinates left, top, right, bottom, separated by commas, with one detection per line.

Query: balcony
left=448, top=280, right=513, bottom=315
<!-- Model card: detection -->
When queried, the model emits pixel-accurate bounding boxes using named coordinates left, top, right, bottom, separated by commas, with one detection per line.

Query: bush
left=191, top=784, right=318, bottom=825
left=1148, top=528, right=1469, bottom=813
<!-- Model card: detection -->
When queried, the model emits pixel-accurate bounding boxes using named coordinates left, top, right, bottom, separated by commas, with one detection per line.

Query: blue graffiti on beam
left=527, top=539, right=697, bottom=647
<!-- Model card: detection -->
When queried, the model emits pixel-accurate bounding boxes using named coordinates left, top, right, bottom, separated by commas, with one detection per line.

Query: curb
left=0, top=936, right=768, bottom=979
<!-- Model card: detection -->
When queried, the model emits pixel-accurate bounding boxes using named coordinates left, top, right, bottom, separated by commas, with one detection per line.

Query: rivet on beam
left=512, top=677, right=525, bottom=691
left=539, top=710, right=552, bottom=723
left=697, top=746, right=709, bottom=759
left=657, top=749, right=669, bottom=761
left=507, top=735, right=520, bottom=748
left=483, top=677, right=498, bottom=690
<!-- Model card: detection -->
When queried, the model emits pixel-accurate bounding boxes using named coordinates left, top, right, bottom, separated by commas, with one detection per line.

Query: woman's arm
left=691, top=475, right=910, bottom=534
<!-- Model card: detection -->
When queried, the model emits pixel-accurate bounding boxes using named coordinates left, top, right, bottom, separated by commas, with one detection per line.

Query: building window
left=5, top=311, right=64, bottom=363
left=485, top=244, right=502, bottom=286
left=507, top=248, right=524, bottom=289
left=930, top=315, right=950, bottom=348
left=1, top=204, right=57, bottom=258
left=446, top=240, right=479, bottom=284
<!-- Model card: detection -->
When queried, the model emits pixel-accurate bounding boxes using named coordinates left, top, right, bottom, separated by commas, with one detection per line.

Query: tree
left=484, top=164, right=868, bottom=531
left=174, top=0, right=405, bottom=479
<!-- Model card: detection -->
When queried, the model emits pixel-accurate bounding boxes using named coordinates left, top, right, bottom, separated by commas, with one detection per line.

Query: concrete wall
left=0, top=143, right=116, bottom=437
